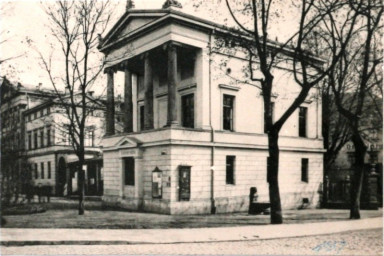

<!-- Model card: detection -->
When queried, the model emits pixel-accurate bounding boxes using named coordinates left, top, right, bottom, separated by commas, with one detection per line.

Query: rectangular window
left=181, top=94, right=194, bottom=128
left=299, top=107, right=307, bottom=137
left=28, top=114, right=31, bottom=122
left=34, top=163, right=38, bottom=179
left=40, top=128, right=44, bottom=147
left=41, top=162, right=45, bottom=179
left=139, top=105, right=145, bottom=131
left=178, top=49, right=195, bottom=80
left=226, top=155, right=235, bottom=185
left=48, top=162, right=51, bottom=179
left=85, top=130, right=95, bottom=147
left=47, top=127, right=51, bottom=146
left=124, top=157, right=135, bottom=186
left=34, top=130, right=38, bottom=149
left=47, top=107, right=51, bottom=115
left=264, top=102, right=275, bottom=133
left=40, top=109, right=44, bottom=117
left=301, top=158, right=309, bottom=182
left=34, top=112, right=37, bottom=120
left=223, top=95, right=235, bottom=131
left=28, top=132, right=32, bottom=150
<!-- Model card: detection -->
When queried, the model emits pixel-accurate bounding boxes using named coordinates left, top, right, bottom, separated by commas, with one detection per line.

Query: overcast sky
left=0, top=0, right=297, bottom=94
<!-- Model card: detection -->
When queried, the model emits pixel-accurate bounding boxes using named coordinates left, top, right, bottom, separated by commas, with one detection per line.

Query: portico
left=104, top=41, right=205, bottom=134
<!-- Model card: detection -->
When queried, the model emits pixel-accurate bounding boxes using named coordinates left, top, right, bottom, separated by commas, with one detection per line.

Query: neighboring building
left=1, top=77, right=56, bottom=201
left=23, top=93, right=107, bottom=196
left=325, top=98, right=382, bottom=208
left=1, top=77, right=121, bottom=197
left=98, top=2, right=324, bottom=214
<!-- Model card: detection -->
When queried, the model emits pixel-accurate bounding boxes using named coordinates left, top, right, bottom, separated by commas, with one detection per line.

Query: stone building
left=98, top=2, right=324, bottom=214
left=23, top=93, right=106, bottom=196
left=1, top=77, right=57, bottom=201
left=1, top=77, right=120, bottom=197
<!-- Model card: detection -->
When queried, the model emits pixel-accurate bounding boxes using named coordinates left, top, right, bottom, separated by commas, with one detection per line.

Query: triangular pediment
left=115, top=136, right=142, bottom=148
left=103, top=12, right=166, bottom=47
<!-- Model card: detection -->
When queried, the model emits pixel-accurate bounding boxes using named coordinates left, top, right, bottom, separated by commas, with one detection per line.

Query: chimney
left=162, top=0, right=182, bottom=9
left=126, top=0, right=134, bottom=11
left=88, top=91, right=94, bottom=97
left=37, top=82, right=42, bottom=90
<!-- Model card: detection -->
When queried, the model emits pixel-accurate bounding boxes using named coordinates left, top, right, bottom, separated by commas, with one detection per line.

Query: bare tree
left=37, top=0, right=114, bottom=215
left=320, top=0, right=383, bottom=219
left=214, top=0, right=363, bottom=224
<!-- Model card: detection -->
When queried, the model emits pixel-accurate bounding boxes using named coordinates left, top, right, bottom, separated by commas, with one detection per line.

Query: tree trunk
left=78, top=159, right=85, bottom=215
left=268, top=131, right=283, bottom=224
left=350, top=134, right=367, bottom=219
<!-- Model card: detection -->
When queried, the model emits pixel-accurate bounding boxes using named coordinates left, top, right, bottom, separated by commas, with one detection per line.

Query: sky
left=0, top=0, right=298, bottom=94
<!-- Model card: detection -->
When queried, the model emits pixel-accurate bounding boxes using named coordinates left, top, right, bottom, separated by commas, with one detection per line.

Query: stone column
left=123, top=63, right=133, bottom=133
left=144, top=53, right=154, bottom=130
left=105, top=68, right=115, bottom=136
left=166, top=42, right=178, bottom=127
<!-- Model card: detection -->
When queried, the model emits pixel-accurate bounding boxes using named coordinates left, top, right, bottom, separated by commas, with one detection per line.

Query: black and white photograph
left=0, top=0, right=382, bottom=255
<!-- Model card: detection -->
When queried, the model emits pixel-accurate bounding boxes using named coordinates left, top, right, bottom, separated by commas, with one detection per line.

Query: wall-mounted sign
left=152, top=167, right=163, bottom=199
left=179, top=165, right=191, bottom=201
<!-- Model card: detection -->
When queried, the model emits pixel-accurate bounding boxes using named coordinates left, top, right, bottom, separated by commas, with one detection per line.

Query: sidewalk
left=1, top=217, right=382, bottom=246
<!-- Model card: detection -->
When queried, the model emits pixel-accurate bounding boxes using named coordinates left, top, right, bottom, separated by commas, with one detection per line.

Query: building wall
left=102, top=130, right=323, bottom=214
left=101, top=14, right=324, bottom=214
left=28, top=154, right=56, bottom=189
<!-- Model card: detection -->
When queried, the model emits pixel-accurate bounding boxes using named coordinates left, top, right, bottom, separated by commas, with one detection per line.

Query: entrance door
left=57, top=157, right=67, bottom=196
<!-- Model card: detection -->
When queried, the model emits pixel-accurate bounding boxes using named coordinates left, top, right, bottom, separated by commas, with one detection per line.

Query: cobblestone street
left=2, top=228, right=381, bottom=255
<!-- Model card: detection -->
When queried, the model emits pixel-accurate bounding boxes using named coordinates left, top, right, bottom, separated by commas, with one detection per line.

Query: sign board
left=179, top=166, right=191, bottom=201
left=152, top=167, right=163, bottom=199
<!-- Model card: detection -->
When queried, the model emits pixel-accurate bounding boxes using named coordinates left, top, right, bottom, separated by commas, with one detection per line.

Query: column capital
left=120, top=60, right=130, bottom=70
left=104, top=67, right=116, bottom=74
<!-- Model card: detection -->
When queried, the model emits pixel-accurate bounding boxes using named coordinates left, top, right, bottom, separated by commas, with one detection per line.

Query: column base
left=164, top=121, right=179, bottom=128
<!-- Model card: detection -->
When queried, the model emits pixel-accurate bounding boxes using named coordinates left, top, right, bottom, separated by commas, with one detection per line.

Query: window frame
left=34, top=163, right=38, bottom=179
left=226, top=155, right=236, bottom=185
left=123, top=157, right=135, bottom=186
left=48, top=162, right=52, bottom=179
left=181, top=93, right=195, bottom=128
left=299, top=106, right=308, bottom=137
left=41, top=162, right=45, bottom=179
left=223, top=94, right=235, bottom=131
left=34, top=130, right=38, bottom=149
left=301, top=158, right=309, bottom=183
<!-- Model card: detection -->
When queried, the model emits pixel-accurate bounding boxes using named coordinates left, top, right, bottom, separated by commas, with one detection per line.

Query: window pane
left=299, top=107, right=307, bottom=137
left=41, top=163, right=44, bottom=179
left=223, top=95, right=234, bottom=131
left=301, top=158, right=308, bottom=182
left=226, top=155, right=235, bottom=184
left=139, top=105, right=145, bottom=131
left=182, top=94, right=194, bottom=128
left=124, top=157, right=135, bottom=186
left=48, top=162, right=51, bottom=179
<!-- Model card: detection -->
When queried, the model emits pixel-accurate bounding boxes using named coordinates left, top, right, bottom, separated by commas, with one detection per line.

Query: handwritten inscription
left=312, top=241, right=346, bottom=254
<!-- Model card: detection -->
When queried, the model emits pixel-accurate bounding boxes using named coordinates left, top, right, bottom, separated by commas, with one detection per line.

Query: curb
left=1, top=227, right=382, bottom=247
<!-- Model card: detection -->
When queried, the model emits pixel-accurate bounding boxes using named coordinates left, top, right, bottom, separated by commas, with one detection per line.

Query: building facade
left=1, top=77, right=57, bottom=202
left=1, top=77, right=115, bottom=197
left=98, top=2, right=324, bottom=214
left=23, top=94, right=106, bottom=196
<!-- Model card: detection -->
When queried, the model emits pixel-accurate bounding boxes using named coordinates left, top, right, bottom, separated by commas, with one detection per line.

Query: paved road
left=1, top=228, right=381, bottom=255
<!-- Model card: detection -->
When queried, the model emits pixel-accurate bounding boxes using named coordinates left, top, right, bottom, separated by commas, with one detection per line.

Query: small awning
left=66, top=154, right=98, bottom=163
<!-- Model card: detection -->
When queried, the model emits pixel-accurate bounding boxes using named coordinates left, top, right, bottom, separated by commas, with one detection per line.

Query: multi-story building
left=23, top=93, right=107, bottom=196
left=1, top=77, right=56, bottom=201
left=1, top=77, right=120, bottom=197
left=98, top=2, right=324, bottom=214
